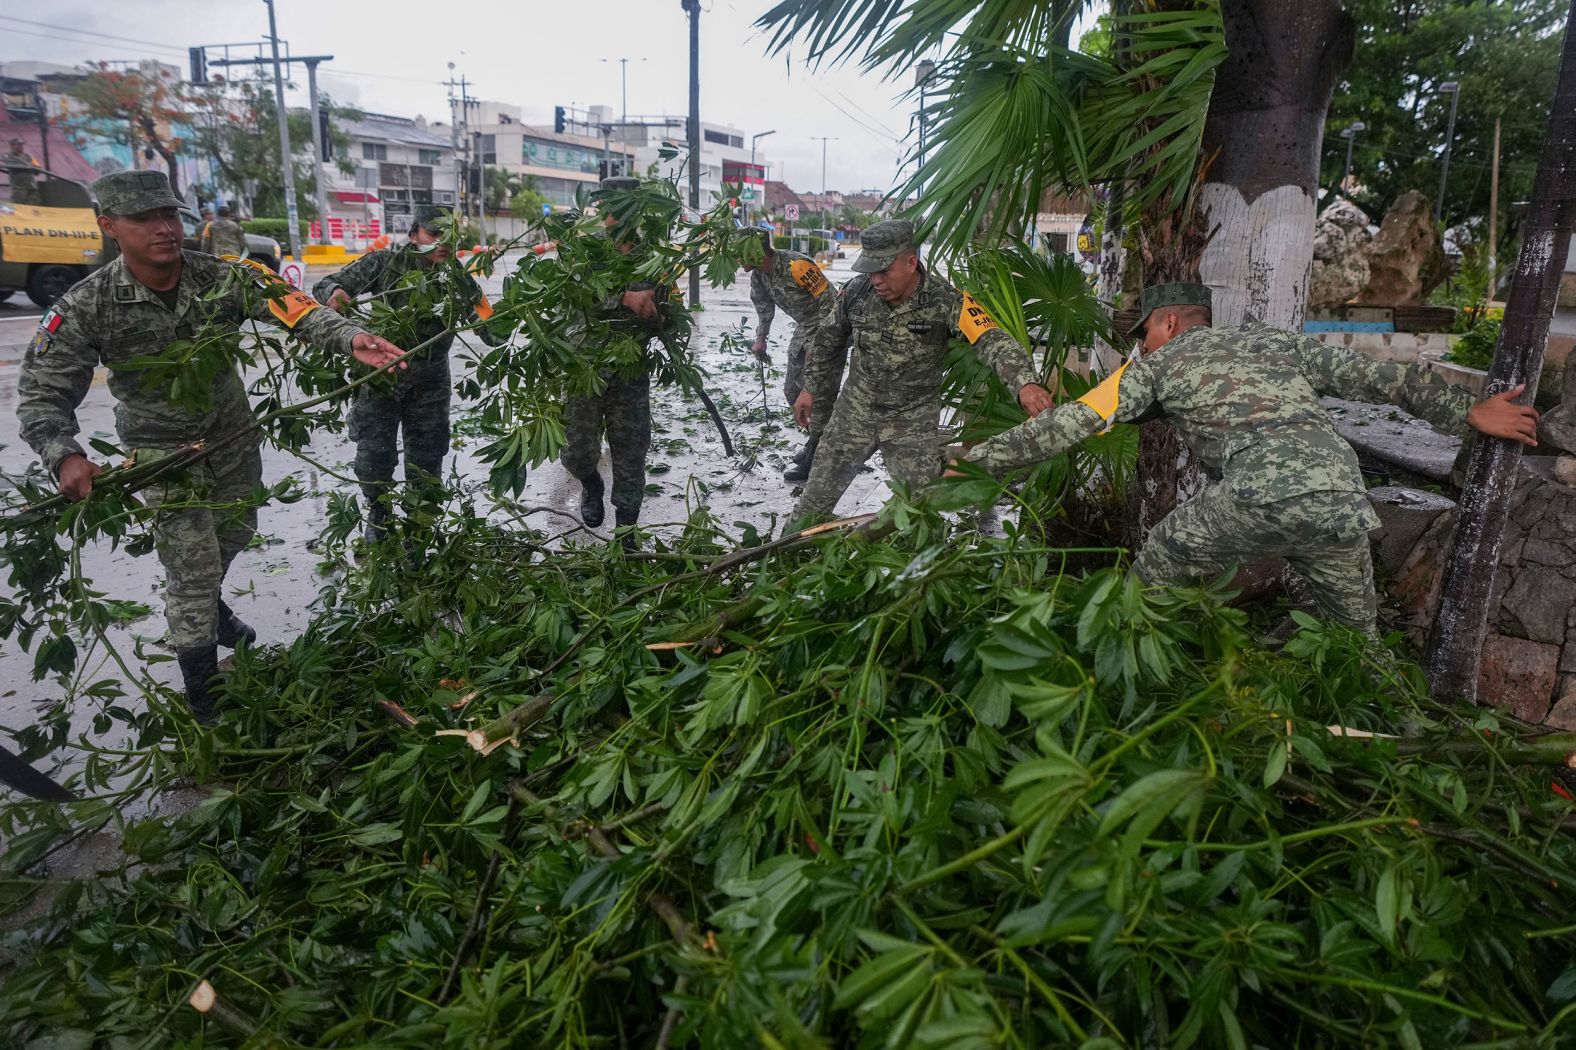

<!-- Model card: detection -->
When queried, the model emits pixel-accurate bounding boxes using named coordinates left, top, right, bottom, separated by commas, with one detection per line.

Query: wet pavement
left=0, top=251, right=895, bottom=803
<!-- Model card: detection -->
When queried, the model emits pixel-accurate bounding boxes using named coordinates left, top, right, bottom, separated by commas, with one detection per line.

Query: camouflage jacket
left=965, top=322, right=1475, bottom=504
left=200, top=218, right=248, bottom=259
left=18, top=252, right=366, bottom=473
left=749, top=248, right=837, bottom=339
left=314, top=245, right=495, bottom=356
left=806, top=269, right=1039, bottom=413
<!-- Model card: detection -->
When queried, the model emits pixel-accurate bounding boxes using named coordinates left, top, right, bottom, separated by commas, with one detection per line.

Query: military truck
left=2, top=169, right=284, bottom=308
left=0, top=170, right=105, bottom=307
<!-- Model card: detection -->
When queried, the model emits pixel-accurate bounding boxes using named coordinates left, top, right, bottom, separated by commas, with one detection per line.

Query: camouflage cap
left=598, top=176, right=641, bottom=193
left=1128, top=281, right=1212, bottom=337
left=852, top=219, right=917, bottom=273
left=92, top=170, right=186, bottom=216
left=411, top=204, right=454, bottom=234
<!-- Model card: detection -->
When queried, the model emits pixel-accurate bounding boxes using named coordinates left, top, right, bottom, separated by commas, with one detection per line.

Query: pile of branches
left=3, top=494, right=1574, bottom=1048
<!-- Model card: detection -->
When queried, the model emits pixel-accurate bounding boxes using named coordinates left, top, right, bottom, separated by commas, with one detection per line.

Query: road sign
left=741, top=185, right=755, bottom=202
left=280, top=260, right=305, bottom=289
left=784, top=204, right=799, bottom=220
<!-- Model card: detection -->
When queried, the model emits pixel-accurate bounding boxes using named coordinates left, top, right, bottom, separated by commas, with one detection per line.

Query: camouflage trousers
left=349, top=354, right=451, bottom=524
left=782, top=326, right=838, bottom=442
left=795, top=391, right=943, bottom=519
left=1133, top=483, right=1379, bottom=636
left=141, top=437, right=264, bottom=650
left=561, top=370, right=652, bottom=517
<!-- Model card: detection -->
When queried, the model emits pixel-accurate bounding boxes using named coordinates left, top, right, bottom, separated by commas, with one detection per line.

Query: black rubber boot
left=579, top=473, right=606, bottom=528
left=215, top=600, right=257, bottom=650
left=783, top=434, right=820, bottom=482
left=614, top=507, right=639, bottom=551
left=176, top=645, right=220, bottom=725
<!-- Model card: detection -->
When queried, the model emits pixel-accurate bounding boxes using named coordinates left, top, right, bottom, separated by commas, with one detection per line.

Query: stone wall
left=1375, top=459, right=1576, bottom=728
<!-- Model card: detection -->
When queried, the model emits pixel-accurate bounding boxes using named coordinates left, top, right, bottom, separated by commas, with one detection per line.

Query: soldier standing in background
left=200, top=205, right=249, bottom=259
left=743, top=228, right=838, bottom=481
left=955, top=282, right=1542, bottom=636
left=560, top=176, right=660, bottom=534
left=792, top=219, right=1054, bottom=520
left=315, top=204, right=500, bottom=543
left=3, top=137, right=40, bottom=204
left=16, top=171, right=408, bottom=722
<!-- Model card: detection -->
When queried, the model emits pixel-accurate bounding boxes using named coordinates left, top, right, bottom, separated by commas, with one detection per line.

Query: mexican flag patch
left=38, top=307, right=64, bottom=335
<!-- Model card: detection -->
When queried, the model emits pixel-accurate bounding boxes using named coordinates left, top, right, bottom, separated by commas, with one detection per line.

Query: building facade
left=472, top=101, right=635, bottom=211
left=324, top=111, right=458, bottom=232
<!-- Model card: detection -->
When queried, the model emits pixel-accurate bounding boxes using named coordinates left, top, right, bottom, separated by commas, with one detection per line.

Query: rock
left=1355, top=190, right=1443, bottom=306
left=1499, top=569, right=1576, bottom=644
left=1476, top=632, right=1560, bottom=722
left=1539, top=363, right=1576, bottom=455
left=1366, top=486, right=1455, bottom=575
left=1309, top=199, right=1372, bottom=310
left=1547, top=681, right=1576, bottom=730
left=1324, top=397, right=1461, bottom=481
left=1557, top=454, right=1576, bottom=487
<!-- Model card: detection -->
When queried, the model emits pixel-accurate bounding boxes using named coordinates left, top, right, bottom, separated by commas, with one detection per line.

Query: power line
left=0, top=16, right=189, bottom=56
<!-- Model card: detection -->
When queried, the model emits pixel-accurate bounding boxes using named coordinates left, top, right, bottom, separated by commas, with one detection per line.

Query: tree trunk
left=1198, top=0, right=1355, bottom=328
left=1425, top=4, right=1576, bottom=702
left=1132, top=0, right=1354, bottom=541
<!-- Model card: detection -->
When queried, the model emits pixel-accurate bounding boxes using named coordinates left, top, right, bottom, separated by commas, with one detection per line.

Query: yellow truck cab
left=0, top=171, right=109, bottom=307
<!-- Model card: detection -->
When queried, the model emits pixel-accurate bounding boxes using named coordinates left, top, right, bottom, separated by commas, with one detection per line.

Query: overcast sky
left=0, top=1, right=968, bottom=194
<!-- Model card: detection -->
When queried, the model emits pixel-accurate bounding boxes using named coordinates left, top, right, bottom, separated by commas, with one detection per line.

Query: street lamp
left=600, top=57, right=646, bottom=127
left=1435, top=80, right=1461, bottom=224
left=1339, top=120, right=1366, bottom=196
left=915, top=59, right=937, bottom=176
left=748, top=129, right=775, bottom=222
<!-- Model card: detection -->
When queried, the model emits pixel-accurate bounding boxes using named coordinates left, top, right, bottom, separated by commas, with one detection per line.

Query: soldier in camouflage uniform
left=793, top=219, right=1054, bottom=519
left=3, top=137, right=40, bottom=205
left=560, top=176, right=661, bottom=533
left=200, top=205, right=249, bottom=259
left=315, top=205, right=500, bottom=542
left=16, top=170, right=407, bottom=721
left=957, top=282, right=1541, bottom=635
left=743, top=229, right=839, bottom=480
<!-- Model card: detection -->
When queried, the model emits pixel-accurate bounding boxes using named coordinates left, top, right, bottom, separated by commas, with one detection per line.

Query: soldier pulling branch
left=792, top=219, right=1055, bottom=520
left=953, top=282, right=1542, bottom=635
left=15, top=171, right=408, bottom=722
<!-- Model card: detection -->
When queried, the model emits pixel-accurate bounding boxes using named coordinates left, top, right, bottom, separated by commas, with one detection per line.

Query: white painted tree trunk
left=1197, top=182, right=1318, bottom=329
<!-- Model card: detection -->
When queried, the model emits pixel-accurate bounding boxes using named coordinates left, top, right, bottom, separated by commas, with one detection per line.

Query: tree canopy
left=1325, top=0, right=1564, bottom=240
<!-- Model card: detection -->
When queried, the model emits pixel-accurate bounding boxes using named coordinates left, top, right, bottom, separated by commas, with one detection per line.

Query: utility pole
left=205, top=51, right=336, bottom=233
left=1488, top=115, right=1502, bottom=286
left=683, top=0, right=701, bottom=307
left=1435, top=79, right=1461, bottom=224
left=447, top=63, right=461, bottom=223
left=813, top=135, right=837, bottom=236
left=305, top=58, right=329, bottom=243
left=915, top=60, right=935, bottom=175
left=1424, top=10, right=1576, bottom=701
left=263, top=0, right=302, bottom=261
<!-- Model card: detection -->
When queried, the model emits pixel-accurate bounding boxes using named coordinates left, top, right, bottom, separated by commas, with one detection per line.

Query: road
left=0, top=251, right=895, bottom=801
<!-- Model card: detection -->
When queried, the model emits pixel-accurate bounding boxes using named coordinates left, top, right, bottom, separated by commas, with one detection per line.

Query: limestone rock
left=1476, top=632, right=1560, bottom=722
left=1366, top=486, right=1454, bottom=575
left=1547, top=680, right=1576, bottom=730
left=1500, top=569, right=1576, bottom=645
left=1538, top=362, right=1576, bottom=455
left=1308, top=199, right=1372, bottom=310
left=1355, top=190, right=1443, bottom=306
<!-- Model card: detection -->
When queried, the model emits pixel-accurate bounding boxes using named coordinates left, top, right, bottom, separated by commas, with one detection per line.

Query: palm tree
left=759, top=0, right=1354, bottom=534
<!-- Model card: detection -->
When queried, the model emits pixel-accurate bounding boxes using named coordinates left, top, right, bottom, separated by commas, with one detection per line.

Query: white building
left=472, top=101, right=635, bottom=211
left=322, top=111, right=458, bottom=233
left=612, top=111, right=768, bottom=207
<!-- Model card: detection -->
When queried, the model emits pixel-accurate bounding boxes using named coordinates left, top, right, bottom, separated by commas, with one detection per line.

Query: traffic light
left=188, top=46, right=207, bottom=84
left=554, top=106, right=566, bottom=134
